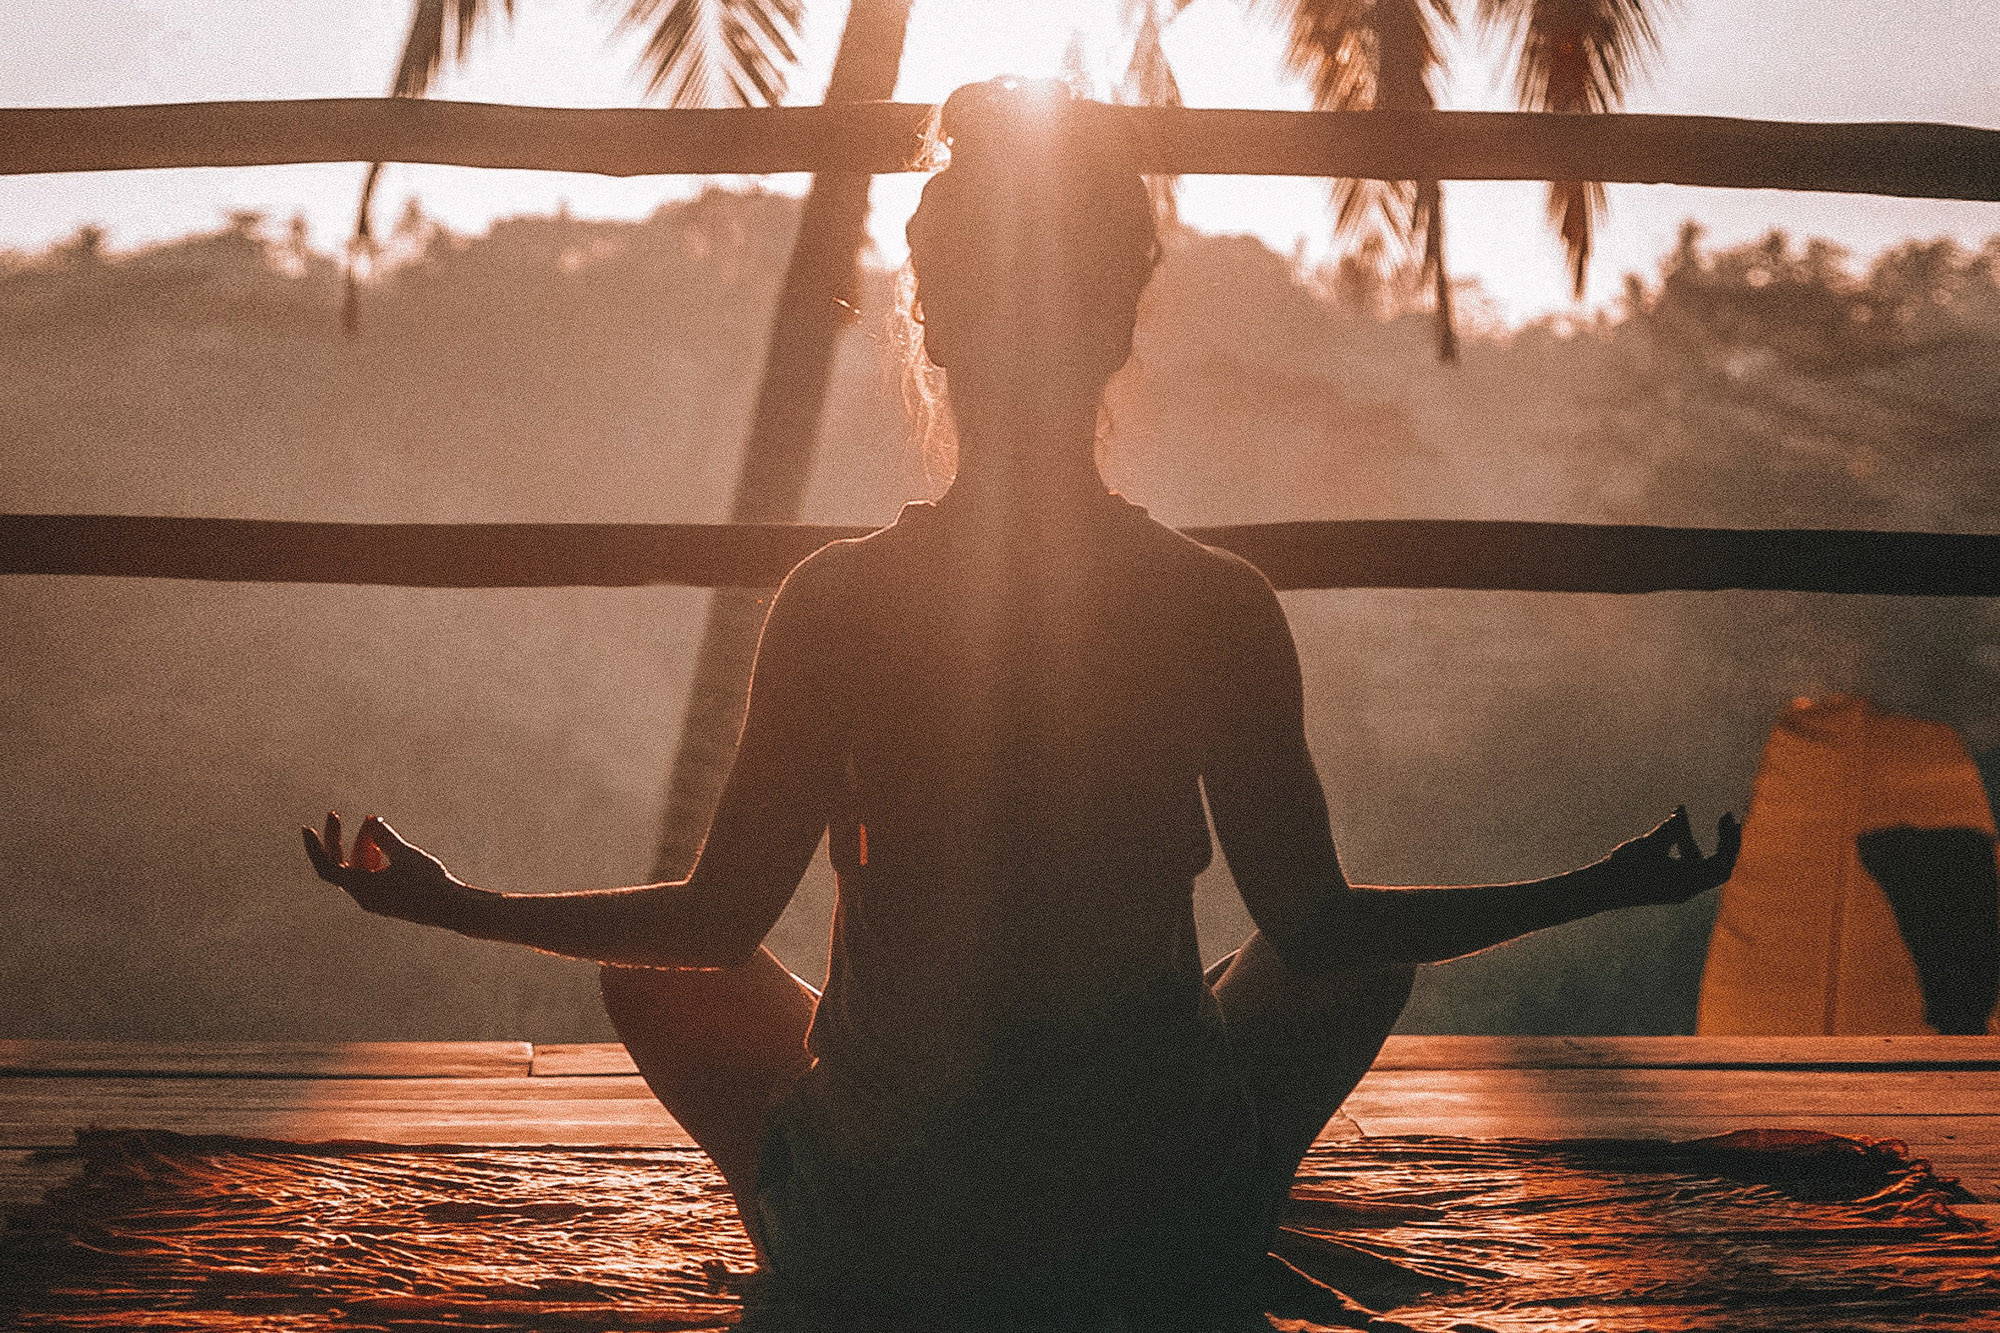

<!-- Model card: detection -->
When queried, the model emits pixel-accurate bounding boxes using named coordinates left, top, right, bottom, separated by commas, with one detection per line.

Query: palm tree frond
left=1477, top=0, right=1665, bottom=295
left=1118, top=2, right=1189, bottom=223
left=1257, top=0, right=1454, bottom=111
left=1260, top=0, right=1374, bottom=108
left=1262, top=0, right=1457, bottom=357
left=1550, top=176, right=1607, bottom=296
left=390, top=1, right=446, bottom=97
left=1414, top=178, right=1458, bottom=360
left=350, top=0, right=515, bottom=335
left=1120, top=4, right=1184, bottom=106
left=1332, top=176, right=1409, bottom=241
left=725, top=0, right=808, bottom=104
left=1478, top=0, right=1658, bottom=112
left=620, top=0, right=713, bottom=102
left=616, top=0, right=806, bottom=107
left=1060, top=28, right=1094, bottom=94
left=1374, top=0, right=1454, bottom=108
left=391, top=0, right=516, bottom=97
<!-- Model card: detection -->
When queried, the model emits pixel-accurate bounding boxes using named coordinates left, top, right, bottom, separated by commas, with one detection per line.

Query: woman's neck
left=941, top=382, right=1110, bottom=514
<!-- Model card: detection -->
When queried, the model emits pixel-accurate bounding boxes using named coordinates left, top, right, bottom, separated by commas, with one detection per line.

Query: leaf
left=390, top=0, right=516, bottom=98
left=1414, top=178, right=1459, bottom=361
left=1118, top=1, right=1192, bottom=224
left=1120, top=4, right=1185, bottom=107
left=1477, top=0, right=1666, bottom=296
left=349, top=0, right=806, bottom=334
left=1258, top=0, right=1459, bottom=357
left=350, top=0, right=516, bottom=336
left=615, top=0, right=807, bottom=107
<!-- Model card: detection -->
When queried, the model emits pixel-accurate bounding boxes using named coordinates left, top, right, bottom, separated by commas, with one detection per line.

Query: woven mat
left=3, top=1128, right=1997, bottom=1331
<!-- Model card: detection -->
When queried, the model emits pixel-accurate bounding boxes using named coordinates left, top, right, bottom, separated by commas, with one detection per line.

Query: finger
left=1716, top=812, right=1744, bottom=868
left=364, top=815, right=418, bottom=866
left=1634, top=807, right=1682, bottom=847
left=1688, top=814, right=1742, bottom=891
left=363, top=815, right=430, bottom=870
left=354, top=817, right=390, bottom=873
left=325, top=810, right=344, bottom=867
left=302, top=826, right=340, bottom=882
left=1667, top=806, right=1702, bottom=861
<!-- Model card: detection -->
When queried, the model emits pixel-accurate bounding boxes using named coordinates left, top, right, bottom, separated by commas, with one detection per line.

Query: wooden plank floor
left=6, top=1037, right=1999, bottom=1211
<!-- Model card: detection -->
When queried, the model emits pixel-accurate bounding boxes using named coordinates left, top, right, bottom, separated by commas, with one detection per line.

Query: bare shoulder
left=765, top=535, right=867, bottom=625
left=1142, top=520, right=1281, bottom=617
left=789, top=510, right=919, bottom=591
left=1199, top=541, right=1280, bottom=603
left=766, top=511, right=928, bottom=626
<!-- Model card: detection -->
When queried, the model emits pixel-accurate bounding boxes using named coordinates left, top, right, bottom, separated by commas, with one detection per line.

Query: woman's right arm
left=1200, top=559, right=1737, bottom=973
left=306, top=812, right=764, bottom=969
left=304, top=548, right=851, bottom=970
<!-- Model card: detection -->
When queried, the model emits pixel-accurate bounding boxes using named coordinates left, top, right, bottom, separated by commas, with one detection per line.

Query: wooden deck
left=6, top=1036, right=2000, bottom=1219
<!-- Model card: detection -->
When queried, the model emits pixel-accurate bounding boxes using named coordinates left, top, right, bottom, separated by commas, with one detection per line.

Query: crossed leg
left=1205, top=934, right=1416, bottom=1327
left=602, top=933, right=1410, bottom=1243
left=1208, top=932, right=1416, bottom=1211
left=598, top=947, right=817, bottom=1239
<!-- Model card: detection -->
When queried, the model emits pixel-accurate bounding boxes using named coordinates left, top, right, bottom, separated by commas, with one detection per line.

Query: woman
left=304, top=80, right=1739, bottom=1333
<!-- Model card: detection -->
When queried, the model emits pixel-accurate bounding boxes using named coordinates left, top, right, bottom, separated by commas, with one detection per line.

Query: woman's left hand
left=303, top=811, right=477, bottom=930
left=1600, top=806, right=1742, bottom=908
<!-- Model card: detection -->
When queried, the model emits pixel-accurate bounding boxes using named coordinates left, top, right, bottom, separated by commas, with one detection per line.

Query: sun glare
left=896, top=2, right=1127, bottom=101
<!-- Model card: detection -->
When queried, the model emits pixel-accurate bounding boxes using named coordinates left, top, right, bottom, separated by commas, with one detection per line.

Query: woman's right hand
left=303, top=810, right=480, bottom=931
left=1599, top=806, right=1742, bottom=908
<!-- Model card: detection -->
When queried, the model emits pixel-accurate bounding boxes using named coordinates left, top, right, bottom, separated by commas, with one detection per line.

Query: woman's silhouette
left=305, top=79, right=1738, bottom=1333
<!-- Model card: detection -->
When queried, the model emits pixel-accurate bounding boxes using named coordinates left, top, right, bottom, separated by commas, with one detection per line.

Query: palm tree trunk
left=648, top=0, right=912, bottom=882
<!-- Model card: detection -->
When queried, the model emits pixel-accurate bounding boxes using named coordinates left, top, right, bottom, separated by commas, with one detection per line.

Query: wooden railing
left=6, top=514, right=1996, bottom=595
left=8, top=96, right=1995, bottom=598
left=4, top=100, right=1997, bottom=200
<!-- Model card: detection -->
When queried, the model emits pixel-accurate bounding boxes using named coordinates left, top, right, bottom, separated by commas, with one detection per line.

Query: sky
left=2, top=0, right=1995, bottom=323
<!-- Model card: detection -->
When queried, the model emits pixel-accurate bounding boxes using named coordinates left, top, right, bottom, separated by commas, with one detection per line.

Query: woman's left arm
left=304, top=547, right=850, bottom=969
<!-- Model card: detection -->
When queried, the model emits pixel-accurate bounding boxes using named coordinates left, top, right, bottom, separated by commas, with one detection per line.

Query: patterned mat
left=3, top=1128, right=1996, bottom=1331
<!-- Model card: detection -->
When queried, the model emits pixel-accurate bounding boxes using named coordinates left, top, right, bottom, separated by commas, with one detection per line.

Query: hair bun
left=936, top=77, right=1115, bottom=177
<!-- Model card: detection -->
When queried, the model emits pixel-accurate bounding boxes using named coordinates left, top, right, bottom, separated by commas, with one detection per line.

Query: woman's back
left=753, top=491, right=1273, bottom=1325
left=809, top=491, right=1254, bottom=1067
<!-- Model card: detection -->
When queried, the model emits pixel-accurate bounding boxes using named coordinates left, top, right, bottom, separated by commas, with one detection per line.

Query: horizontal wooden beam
left=4, top=514, right=1996, bottom=595
left=0, top=1040, right=533, bottom=1079
left=5, top=98, right=1997, bottom=200
left=529, top=1036, right=2000, bottom=1077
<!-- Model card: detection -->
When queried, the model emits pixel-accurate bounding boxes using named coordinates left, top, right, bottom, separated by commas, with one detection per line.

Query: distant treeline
left=3, top=192, right=1995, bottom=1040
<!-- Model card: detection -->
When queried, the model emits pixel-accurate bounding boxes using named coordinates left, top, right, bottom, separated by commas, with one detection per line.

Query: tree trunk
left=647, top=0, right=913, bottom=882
